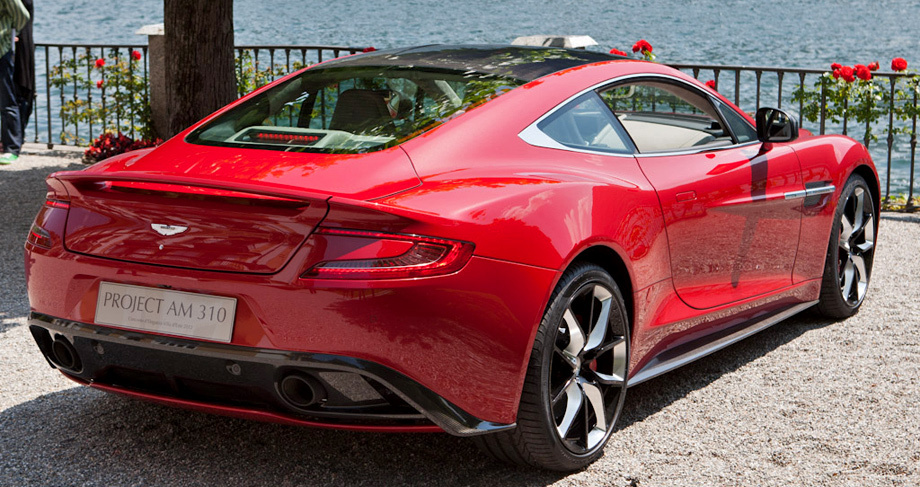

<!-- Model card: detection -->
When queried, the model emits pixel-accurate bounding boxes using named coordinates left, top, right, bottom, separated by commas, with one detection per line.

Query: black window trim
left=711, top=98, right=759, bottom=145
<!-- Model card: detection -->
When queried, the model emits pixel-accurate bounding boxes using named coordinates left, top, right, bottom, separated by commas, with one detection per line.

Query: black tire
left=816, top=174, right=877, bottom=318
left=475, top=262, right=629, bottom=471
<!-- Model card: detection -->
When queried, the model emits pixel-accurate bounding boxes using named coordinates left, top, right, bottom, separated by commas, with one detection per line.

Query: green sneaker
left=0, top=153, right=18, bottom=165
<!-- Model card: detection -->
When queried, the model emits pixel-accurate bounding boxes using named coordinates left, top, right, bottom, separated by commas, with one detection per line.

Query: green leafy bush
left=792, top=58, right=917, bottom=145
left=49, top=48, right=152, bottom=144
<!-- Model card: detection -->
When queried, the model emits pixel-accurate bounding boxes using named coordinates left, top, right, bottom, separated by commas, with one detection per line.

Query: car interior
left=535, top=79, right=742, bottom=155
left=602, top=80, right=736, bottom=153
left=189, top=67, right=525, bottom=153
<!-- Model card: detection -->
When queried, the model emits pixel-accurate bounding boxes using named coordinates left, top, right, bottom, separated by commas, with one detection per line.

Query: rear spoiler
left=51, top=170, right=333, bottom=204
left=51, top=169, right=451, bottom=232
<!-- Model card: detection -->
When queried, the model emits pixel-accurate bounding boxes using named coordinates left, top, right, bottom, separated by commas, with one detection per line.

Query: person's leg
left=17, top=88, right=32, bottom=142
left=0, top=50, right=23, bottom=161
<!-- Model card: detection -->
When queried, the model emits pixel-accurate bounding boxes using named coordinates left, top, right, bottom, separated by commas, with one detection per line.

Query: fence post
left=136, top=24, right=167, bottom=139
left=909, top=90, right=918, bottom=210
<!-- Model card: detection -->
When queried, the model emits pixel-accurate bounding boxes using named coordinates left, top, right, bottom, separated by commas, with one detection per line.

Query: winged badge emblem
left=151, top=223, right=189, bottom=236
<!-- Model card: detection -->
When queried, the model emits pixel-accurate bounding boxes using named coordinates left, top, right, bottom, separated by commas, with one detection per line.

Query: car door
left=600, top=78, right=804, bottom=309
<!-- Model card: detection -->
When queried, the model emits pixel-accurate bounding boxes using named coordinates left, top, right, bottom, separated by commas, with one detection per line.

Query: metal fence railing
left=26, top=45, right=919, bottom=209
left=233, top=44, right=365, bottom=97
left=33, top=43, right=365, bottom=149
left=36, top=43, right=150, bottom=146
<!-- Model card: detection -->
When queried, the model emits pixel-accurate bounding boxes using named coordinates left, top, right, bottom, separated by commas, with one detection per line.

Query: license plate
left=95, top=282, right=237, bottom=342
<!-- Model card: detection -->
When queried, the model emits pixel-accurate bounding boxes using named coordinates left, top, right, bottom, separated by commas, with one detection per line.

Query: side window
left=599, top=81, right=733, bottom=153
left=536, top=92, right=633, bottom=154
left=716, top=100, right=758, bottom=143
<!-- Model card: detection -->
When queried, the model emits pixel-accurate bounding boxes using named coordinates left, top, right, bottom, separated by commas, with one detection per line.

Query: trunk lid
left=56, top=143, right=420, bottom=274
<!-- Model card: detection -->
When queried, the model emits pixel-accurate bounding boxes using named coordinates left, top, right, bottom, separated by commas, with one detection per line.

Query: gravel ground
left=1, top=147, right=918, bottom=486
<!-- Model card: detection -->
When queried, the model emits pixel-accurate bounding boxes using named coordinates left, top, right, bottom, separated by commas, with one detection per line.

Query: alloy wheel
left=550, top=282, right=628, bottom=453
left=836, top=185, right=875, bottom=307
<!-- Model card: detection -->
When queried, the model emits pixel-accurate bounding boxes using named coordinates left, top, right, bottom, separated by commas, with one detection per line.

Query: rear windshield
left=186, top=66, right=525, bottom=153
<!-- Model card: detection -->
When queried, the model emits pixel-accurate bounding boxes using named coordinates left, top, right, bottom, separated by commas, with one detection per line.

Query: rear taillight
left=44, top=199, right=70, bottom=209
left=26, top=178, right=71, bottom=250
left=27, top=224, right=53, bottom=248
left=302, top=228, right=474, bottom=280
left=45, top=177, right=70, bottom=206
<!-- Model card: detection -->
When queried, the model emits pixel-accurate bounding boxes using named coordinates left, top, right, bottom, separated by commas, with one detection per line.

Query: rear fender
left=325, top=165, right=672, bottom=317
left=337, top=171, right=671, bottom=365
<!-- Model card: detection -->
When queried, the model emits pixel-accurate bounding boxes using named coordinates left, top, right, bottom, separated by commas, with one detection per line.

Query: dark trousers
left=0, top=50, right=23, bottom=155
left=18, top=89, right=32, bottom=138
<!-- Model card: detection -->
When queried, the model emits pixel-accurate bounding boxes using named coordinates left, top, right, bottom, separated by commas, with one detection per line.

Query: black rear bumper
left=28, top=312, right=514, bottom=436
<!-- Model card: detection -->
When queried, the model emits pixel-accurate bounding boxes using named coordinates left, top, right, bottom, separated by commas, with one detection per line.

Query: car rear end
left=23, top=50, right=574, bottom=434
left=25, top=152, right=562, bottom=434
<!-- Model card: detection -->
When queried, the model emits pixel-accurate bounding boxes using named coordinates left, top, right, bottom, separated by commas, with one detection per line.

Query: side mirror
left=755, top=107, right=799, bottom=143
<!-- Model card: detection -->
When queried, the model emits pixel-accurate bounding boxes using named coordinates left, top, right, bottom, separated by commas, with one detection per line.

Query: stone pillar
left=136, top=23, right=167, bottom=140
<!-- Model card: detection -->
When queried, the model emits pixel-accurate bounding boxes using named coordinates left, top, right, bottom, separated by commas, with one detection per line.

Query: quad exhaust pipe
left=32, top=324, right=329, bottom=414
left=277, top=371, right=326, bottom=411
left=50, top=334, right=82, bottom=372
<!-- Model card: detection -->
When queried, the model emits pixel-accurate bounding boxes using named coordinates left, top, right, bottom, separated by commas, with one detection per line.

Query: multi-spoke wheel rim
left=837, top=185, right=875, bottom=307
left=550, top=282, right=627, bottom=454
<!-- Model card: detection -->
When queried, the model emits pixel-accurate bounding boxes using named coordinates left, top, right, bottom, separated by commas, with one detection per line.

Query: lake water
left=35, top=0, right=920, bottom=68
left=31, top=0, right=920, bottom=192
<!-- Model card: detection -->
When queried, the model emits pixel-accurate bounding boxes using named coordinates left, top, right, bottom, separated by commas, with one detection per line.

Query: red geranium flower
left=96, top=80, right=104, bottom=89
left=868, top=61, right=879, bottom=71
left=831, top=63, right=842, bottom=70
left=832, top=69, right=841, bottom=79
left=94, top=58, right=105, bottom=68
left=632, top=39, right=653, bottom=54
left=609, top=48, right=628, bottom=57
left=705, top=79, right=716, bottom=89
left=131, top=50, right=142, bottom=61
left=362, top=46, right=377, bottom=53
left=839, top=66, right=856, bottom=83
left=892, top=57, right=908, bottom=72
left=854, top=64, right=872, bottom=81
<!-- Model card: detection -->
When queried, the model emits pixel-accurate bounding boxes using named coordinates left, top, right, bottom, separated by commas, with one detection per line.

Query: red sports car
left=25, top=45, right=878, bottom=471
